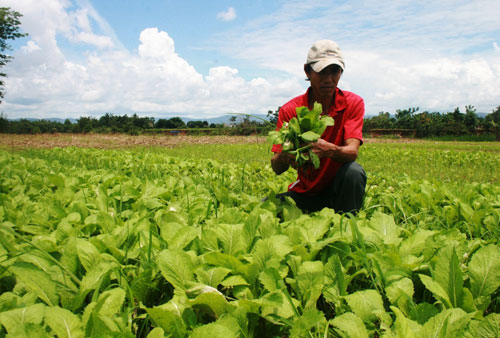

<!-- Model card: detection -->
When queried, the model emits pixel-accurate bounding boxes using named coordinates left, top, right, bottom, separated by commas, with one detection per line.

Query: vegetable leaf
left=345, top=289, right=385, bottom=323
left=469, top=244, right=500, bottom=300
left=297, top=261, right=324, bottom=308
left=331, top=312, right=369, bottom=338
left=157, top=249, right=195, bottom=291
left=45, top=306, right=85, bottom=338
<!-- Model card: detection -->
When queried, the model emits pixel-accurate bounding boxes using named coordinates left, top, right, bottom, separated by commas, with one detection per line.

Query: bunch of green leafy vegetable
left=268, top=102, right=334, bottom=169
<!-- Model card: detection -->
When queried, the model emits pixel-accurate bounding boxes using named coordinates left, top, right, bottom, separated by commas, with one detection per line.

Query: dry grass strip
left=0, top=133, right=269, bottom=150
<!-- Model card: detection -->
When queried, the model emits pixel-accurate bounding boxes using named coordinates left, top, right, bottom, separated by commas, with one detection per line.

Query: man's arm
left=310, top=138, right=361, bottom=162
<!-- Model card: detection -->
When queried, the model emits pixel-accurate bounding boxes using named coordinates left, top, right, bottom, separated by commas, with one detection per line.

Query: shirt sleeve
left=343, top=96, right=365, bottom=144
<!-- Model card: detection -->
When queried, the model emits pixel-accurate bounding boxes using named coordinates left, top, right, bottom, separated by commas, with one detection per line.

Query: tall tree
left=168, top=117, right=185, bottom=128
left=485, top=105, right=500, bottom=141
left=267, top=107, right=281, bottom=125
left=0, top=7, right=27, bottom=103
left=394, top=107, right=418, bottom=129
left=464, top=105, right=478, bottom=134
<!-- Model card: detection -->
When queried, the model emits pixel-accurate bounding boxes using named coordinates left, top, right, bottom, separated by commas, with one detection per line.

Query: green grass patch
left=428, top=133, right=497, bottom=142
left=359, top=143, right=499, bottom=184
left=124, top=141, right=500, bottom=184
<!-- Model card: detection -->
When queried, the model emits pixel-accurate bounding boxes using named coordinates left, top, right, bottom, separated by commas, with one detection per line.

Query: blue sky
left=2, top=0, right=500, bottom=119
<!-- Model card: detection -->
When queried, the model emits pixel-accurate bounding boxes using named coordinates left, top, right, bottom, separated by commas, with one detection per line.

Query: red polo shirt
left=272, top=87, right=364, bottom=194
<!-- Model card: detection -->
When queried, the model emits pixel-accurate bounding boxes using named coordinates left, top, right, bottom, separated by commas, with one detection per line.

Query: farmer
left=271, top=39, right=366, bottom=214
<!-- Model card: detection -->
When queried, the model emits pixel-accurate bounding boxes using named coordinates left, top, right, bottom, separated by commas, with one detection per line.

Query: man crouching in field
left=271, top=39, right=367, bottom=214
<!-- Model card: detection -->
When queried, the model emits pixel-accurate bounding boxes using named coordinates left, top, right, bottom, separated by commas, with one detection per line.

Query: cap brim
left=310, top=59, right=344, bottom=72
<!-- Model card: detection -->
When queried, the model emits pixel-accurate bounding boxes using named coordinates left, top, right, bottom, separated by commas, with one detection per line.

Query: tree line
left=0, top=113, right=271, bottom=135
left=1, top=105, right=499, bottom=139
left=363, top=105, right=500, bottom=140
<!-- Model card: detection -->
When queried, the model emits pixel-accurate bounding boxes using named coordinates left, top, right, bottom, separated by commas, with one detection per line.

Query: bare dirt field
left=0, top=133, right=271, bottom=149
left=0, top=133, right=427, bottom=150
left=0, top=134, right=442, bottom=149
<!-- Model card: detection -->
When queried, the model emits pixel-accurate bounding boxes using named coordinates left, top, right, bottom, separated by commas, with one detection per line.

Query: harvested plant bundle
left=269, top=102, right=334, bottom=169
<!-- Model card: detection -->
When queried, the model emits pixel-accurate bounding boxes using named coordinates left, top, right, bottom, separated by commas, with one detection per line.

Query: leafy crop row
left=0, top=147, right=499, bottom=337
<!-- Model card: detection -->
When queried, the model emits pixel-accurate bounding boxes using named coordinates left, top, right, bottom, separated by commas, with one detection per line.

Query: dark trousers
left=277, top=162, right=367, bottom=214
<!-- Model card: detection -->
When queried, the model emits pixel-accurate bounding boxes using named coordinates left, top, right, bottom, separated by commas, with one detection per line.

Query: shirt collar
left=305, top=87, right=347, bottom=116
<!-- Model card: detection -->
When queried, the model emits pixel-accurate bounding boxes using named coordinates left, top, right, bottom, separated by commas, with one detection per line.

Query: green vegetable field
left=0, top=138, right=499, bottom=337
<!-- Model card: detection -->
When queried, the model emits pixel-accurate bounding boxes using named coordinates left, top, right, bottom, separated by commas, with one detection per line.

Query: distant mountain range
left=8, top=114, right=272, bottom=124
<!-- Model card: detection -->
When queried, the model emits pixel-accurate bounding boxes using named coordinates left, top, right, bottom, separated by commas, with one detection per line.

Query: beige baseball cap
left=306, top=39, right=345, bottom=72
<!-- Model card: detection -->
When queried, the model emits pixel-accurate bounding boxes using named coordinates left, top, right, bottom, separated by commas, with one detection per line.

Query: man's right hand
left=271, top=151, right=297, bottom=175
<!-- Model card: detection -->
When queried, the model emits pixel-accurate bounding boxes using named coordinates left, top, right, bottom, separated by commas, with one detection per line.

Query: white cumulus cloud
left=209, top=0, right=500, bottom=114
left=21, top=40, right=41, bottom=53
left=217, top=7, right=236, bottom=21
left=75, top=31, right=114, bottom=48
left=1, top=1, right=297, bottom=119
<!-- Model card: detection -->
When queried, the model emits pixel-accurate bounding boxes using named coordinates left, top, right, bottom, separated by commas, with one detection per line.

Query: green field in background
left=130, top=140, right=500, bottom=184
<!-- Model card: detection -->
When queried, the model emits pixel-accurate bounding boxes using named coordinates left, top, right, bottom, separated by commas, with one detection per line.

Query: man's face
left=306, top=64, right=342, bottom=99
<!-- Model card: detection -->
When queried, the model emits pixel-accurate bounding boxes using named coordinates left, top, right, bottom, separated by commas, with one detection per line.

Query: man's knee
left=342, top=162, right=366, bottom=186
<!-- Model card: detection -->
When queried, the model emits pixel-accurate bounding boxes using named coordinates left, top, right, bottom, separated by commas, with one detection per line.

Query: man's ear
left=304, top=64, right=311, bottom=81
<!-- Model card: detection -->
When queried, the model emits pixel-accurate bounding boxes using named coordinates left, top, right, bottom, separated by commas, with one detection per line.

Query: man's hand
left=271, top=151, right=297, bottom=175
left=310, top=139, right=339, bottom=158
left=310, top=138, right=361, bottom=162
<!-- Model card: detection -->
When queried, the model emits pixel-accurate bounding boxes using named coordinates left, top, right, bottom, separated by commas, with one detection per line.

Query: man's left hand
left=310, top=139, right=339, bottom=158
left=310, top=138, right=361, bottom=162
